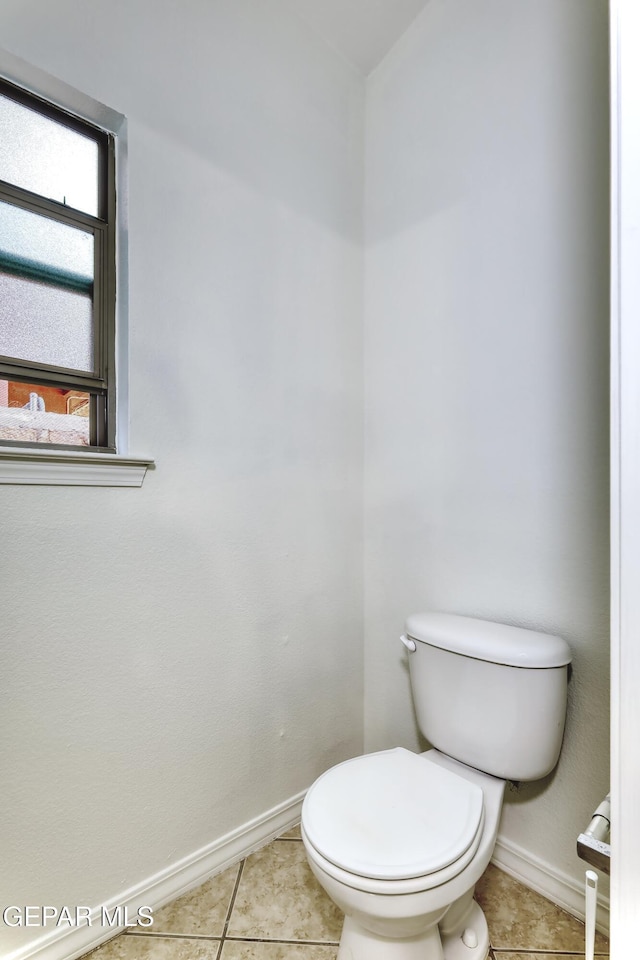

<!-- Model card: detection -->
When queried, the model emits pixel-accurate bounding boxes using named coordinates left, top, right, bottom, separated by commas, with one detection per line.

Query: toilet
left=301, top=612, right=572, bottom=960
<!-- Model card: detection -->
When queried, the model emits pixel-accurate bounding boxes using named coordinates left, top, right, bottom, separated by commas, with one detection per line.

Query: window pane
left=0, top=200, right=94, bottom=291
left=0, top=272, right=93, bottom=372
left=0, top=380, right=90, bottom=445
left=0, top=92, right=98, bottom=216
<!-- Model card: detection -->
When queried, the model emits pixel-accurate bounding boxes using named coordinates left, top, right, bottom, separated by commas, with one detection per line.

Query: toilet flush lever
left=400, top=634, right=416, bottom=653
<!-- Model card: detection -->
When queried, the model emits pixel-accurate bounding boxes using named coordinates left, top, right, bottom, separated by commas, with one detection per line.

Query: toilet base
left=336, top=900, right=489, bottom=960
left=440, top=901, right=489, bottom=960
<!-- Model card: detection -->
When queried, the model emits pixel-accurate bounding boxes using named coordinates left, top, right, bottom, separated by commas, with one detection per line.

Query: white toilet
left=301, top=612, right=572, bottom=960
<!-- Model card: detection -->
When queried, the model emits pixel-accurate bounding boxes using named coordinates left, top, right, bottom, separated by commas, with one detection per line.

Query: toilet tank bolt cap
left=462, top=928, right=478, bottom=949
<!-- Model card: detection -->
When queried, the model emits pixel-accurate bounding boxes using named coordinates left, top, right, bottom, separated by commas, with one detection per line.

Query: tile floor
left=86, top=826, right=609, bottom=960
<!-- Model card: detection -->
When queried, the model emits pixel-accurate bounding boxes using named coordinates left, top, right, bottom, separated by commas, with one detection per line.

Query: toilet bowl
left=301, top=612, right=572, bottom=960
left=302, top=747, right=505, bottom=960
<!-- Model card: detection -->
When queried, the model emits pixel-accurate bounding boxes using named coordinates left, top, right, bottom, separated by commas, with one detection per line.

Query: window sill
left=0, top=448, right=154, bottom=486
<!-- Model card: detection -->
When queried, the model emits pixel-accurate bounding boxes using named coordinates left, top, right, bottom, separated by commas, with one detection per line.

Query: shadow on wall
left=365, top=0, right=609, bottom=245
left=7, top=0, right=364, bottom=241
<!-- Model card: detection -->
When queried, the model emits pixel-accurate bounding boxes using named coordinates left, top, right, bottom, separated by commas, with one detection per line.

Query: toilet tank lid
left=405, top=612, right=572, bottom=668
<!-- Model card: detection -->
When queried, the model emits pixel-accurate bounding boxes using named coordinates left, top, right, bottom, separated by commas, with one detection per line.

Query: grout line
left=224, top=936, right=340, bottom=946
left=219, top=857, right=246, bottom=944
left=124, top=931, right=341, bottom=948
left=492, top=951, right=609, bottom=956
left=125, top=931, right=223, bottom=942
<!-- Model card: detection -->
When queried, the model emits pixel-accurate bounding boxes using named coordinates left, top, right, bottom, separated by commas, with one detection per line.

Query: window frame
left=0, top=76, right=117, bottom=453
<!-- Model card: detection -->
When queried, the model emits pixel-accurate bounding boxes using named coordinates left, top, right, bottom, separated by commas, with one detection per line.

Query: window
left=0, top=78, right=116, bottom=451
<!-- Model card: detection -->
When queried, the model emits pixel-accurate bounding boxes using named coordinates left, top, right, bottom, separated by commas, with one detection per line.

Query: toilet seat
left=302, top=748, right=484, bottom=885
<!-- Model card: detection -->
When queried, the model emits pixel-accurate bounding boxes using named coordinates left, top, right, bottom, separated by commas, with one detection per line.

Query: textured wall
left=364, top=0, right=610, bottom=890
left=0, top=2, right=364, bottom=955
left=0, top=0, right=613, bottom=951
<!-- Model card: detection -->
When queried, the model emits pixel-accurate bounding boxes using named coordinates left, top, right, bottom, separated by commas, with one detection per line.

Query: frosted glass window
left=0, top=78, right=116, bottom=449
left=0, top=200, right=94, bottom=290
left=0, top=93, right=98, bottom=216
left=0, top=272, right=93, bottom=372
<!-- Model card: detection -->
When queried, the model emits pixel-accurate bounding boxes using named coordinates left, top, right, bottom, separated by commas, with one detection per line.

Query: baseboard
left=6, top=791, right=305, bottom=960
left=492, top=833, right=610, bottom=937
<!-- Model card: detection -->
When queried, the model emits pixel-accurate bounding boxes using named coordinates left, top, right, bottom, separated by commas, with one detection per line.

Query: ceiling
left=287, top=0, right=430, bottom=75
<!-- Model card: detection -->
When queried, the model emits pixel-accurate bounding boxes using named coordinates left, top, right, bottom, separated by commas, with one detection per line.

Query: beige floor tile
left=87, top=934, right=219, bottom=960
left=221, top=942, right=337, bottom=959
left=493, top=955, right=589, bottom=959
left=227, top=841, right=343, bottom=942
left=476, top=864, right=609, bottom=954
left=131, top=863, right=240, bottom=938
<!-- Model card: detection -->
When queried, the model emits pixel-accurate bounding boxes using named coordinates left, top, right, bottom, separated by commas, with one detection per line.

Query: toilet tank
left=405, top=612, right=572, bottom=782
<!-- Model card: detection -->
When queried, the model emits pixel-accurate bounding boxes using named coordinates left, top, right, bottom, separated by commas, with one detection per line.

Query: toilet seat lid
left=302, top=748, right=484, bottom=881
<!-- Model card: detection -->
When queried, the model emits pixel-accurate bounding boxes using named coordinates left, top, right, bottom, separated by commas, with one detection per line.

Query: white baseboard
left=492, top=833, right=610, bottom=937
left=6, top=792, right=305, bottom=960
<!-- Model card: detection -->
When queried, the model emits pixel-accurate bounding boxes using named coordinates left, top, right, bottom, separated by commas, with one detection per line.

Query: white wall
left=364, top=0, right=610, bottom=899
left=0, top=0, right=613, bottom=951
left=0, top=2, right=364, bottom=955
